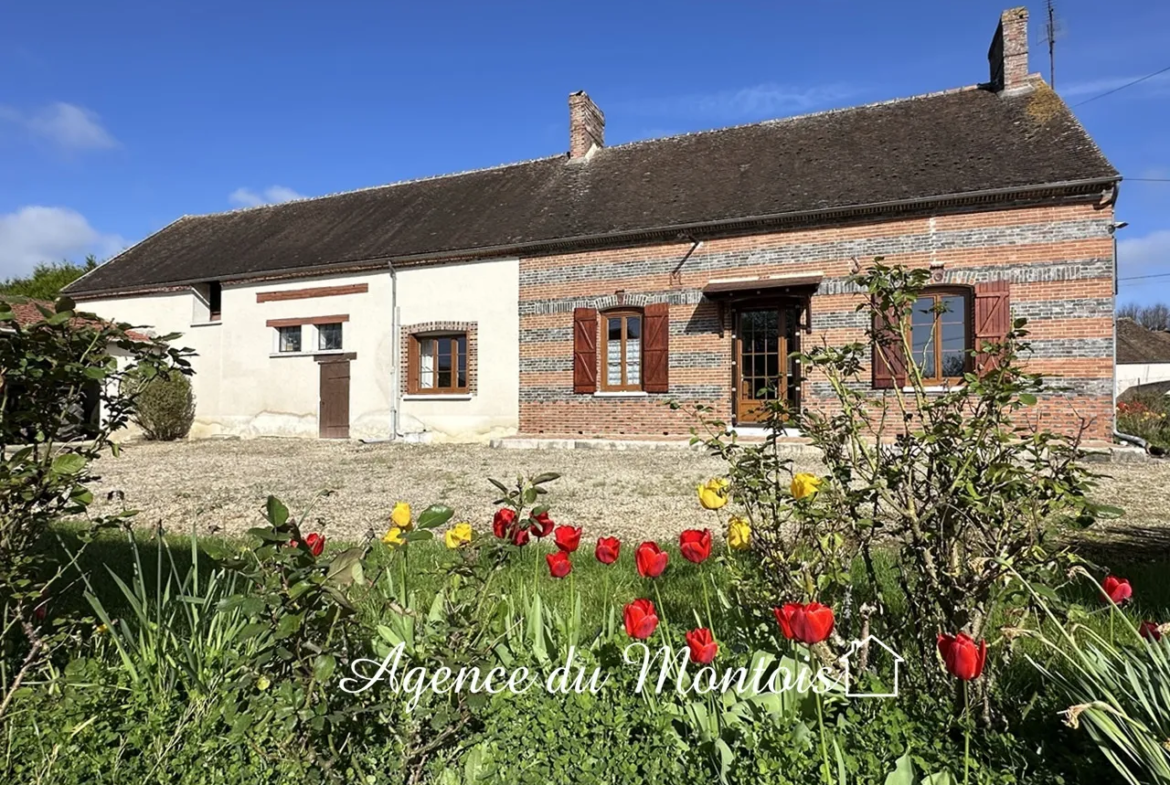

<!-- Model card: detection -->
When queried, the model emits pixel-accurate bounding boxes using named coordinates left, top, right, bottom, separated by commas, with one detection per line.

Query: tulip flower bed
left=9, top=267, right=1170, bottom=785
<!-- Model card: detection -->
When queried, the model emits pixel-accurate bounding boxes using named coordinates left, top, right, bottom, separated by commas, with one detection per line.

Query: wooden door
left=734, top=305, right=801, bottom=424
left=318, top=359, right=350, bottom=439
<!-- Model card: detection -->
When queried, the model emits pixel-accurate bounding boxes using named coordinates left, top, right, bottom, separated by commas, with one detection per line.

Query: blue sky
left=1, top=0, right=1167, bottom=304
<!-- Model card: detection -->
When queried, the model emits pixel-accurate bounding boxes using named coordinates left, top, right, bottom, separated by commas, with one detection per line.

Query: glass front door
left=734, top=304, right=801, bottom=424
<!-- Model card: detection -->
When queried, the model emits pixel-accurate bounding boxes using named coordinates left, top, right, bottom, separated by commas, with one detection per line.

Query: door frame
left=730, top=297, right=806, bottom=426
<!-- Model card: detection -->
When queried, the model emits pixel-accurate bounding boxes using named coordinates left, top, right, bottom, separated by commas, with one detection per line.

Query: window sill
left=270, top=350, right=347, bottom=359
left=902, top=385, right=964, bottom=393
left=593, top=391, right=649, bottom=398
left=403, top=393, right=473, bottom=401
left=190, top=320, right=223, bottom=328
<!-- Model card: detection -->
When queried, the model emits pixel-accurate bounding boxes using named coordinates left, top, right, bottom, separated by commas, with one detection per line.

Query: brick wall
left=518, top=201, right=1117, bottom=442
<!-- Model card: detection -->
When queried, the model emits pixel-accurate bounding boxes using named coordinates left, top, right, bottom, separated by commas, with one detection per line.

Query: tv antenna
left=1043, top=0, right=1063, bottom=88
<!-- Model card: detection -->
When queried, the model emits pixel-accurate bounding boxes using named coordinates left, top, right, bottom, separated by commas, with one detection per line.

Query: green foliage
left=127, top=369, right=197, bottom=440
left=0, top=256, right=98, bottom=301
left=1116, top=391, right=1170, bottom=449
left=0, top=293, right=192, bottom=723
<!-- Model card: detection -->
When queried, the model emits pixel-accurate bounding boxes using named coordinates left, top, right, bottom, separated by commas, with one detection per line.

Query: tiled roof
left=2, top=298, right=150, bottom=340
left=1118, top=318, right=1170, bottom=365
left=66, top=82, right=1117, bottom=297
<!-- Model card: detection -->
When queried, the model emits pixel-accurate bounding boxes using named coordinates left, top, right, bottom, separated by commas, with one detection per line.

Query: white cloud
left=1118, top=229, right=1170, bottom=279
left=0, top=102, right=117, bottom=151
left=229, top=185, right=306, bottom=208
left=624, top=83, right=858, bottom=122
left=0, top=206, right=126, bottom=278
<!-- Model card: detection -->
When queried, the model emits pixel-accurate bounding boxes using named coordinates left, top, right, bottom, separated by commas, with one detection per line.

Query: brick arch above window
left=401, top=321, right=478, bottom=396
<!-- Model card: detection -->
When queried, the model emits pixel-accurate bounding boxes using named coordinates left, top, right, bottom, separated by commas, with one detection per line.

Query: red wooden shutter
left=406, top=336, right=420, bottom=394
left=573, top=308, right=598, bottom=393
left=871, top=305, right=906, bottom=389
left=974, top=281, right=1011, bottom=374
left=642, top=302, right=670, bottom=393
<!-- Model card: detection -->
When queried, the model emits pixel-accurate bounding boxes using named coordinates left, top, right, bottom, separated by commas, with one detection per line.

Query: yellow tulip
left=381, top=526, right=405, bottom=547
left=257, top=676, right=270, bottom=691
left=727, top=517, right=751, bottom=550
left=95, top=623, right=109, bottom=635
left=697, top=478, right=730, bottom=510
left=445, top=522, right=473, bottom=549
left=791, top=473, right=823, bottom=500
left=391, top=501, right=412, bottom=530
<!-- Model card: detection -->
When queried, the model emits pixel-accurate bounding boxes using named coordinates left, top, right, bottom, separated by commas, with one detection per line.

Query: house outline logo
left=837, top=635, right=904, bottom=698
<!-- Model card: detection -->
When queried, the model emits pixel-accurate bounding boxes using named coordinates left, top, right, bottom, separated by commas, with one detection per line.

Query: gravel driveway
left=86, top=439, right=1170, bottom=547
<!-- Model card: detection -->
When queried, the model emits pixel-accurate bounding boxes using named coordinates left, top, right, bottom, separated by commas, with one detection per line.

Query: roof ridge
left=601, top=83, right=988, bottom=153
left=198, top=153, right=567, bottom=220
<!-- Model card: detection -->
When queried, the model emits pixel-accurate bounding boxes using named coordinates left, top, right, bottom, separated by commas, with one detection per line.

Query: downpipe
left=361, top=260, right=405, bottom=444
left=1109, top=221, right=1155, bottom=454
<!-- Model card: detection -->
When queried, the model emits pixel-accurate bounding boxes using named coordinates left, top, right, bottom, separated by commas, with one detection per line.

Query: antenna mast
left=1046, top=0, right=1057, bottom=88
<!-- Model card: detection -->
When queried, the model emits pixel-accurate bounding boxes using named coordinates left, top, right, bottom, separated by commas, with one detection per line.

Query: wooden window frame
left=317, top=322, right=344, bottom=352
left=600, top=309, right=644, bottom=393
left=906, top=286, right=972, bottom=385
left=408, top=332, right=469, bottom=395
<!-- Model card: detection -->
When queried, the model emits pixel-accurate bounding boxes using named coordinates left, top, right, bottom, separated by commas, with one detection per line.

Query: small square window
left=318, top=323, right=343, bottom=351
left=277, top=325, right=302, bottom=353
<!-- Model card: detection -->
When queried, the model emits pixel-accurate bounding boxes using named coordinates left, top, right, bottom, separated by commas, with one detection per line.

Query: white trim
left=403, top=393, right=473, bottom=401
left=268, top=350, right=348, bottom=359
left=592, top=391, right=649, bottom=398
left=902, top=385, right=963, bottom=393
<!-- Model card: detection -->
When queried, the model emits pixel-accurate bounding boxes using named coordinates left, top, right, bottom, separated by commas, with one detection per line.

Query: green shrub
left=131, top=370, right=196, bottom=440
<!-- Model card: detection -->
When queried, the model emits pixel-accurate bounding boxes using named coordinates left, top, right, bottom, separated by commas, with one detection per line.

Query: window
left=908, top=289, right=971, bottom=384
left=318, top=322, right=343, bottom=351
left=601, top=310, right=642, bottom=392
left=277, top=325, right=302, bottom=353
left=411, top=333, right=467, bottom=393
left=208, top=282, right=222, bottom=321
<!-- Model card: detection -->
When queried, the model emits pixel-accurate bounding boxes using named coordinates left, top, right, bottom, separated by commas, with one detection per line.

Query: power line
left=1119, top=272, right=1170, bottom=283
left=1126, top=178, right=1170, bottom=182
left=1072, top=64, right=1170, bottom=107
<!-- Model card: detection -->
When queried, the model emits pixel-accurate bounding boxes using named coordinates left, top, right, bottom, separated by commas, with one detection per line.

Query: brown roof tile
left=1118, top=318, right=1170, bottom=365
left=66, top=83, right=1118, bottom=297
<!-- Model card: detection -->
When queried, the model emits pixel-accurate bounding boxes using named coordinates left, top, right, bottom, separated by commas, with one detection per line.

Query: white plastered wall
left=77, top=258, right=519, bottom=442
left=1116, top=362, right=1170, bottom=398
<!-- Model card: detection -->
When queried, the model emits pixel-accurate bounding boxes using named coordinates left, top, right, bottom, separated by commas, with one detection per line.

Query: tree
left=1118, top=302, right=1170, bottom=332
left=0, top=256, right=99, bottom=301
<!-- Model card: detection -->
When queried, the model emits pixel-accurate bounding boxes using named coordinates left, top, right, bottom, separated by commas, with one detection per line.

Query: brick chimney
left=568, top=91, right=605, bottom=159
left=987, top=7, right=1030, bottom=93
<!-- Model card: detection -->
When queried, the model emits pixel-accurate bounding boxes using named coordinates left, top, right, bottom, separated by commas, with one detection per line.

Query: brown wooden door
left=318, top=359, right=350, bottom=439
left=734, top=305, right=801, bottom=424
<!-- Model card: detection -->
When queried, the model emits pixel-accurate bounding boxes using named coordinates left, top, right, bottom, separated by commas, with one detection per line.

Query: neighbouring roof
left=1, top=298, right=150, bottom=340
left=66, top=82, right=1118, bottom=297
left=1118, top=318, right=1170, bottom=365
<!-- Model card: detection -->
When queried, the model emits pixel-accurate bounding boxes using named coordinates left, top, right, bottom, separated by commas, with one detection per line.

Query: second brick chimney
left=568, top=91, right=605, bottom=159
left=987, top=7, right=1031, bottom=93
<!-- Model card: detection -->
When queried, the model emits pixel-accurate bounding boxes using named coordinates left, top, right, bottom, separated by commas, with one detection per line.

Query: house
left=64, top=7, right=1121, bottom=444
left=1116, top=318, right=1170, bottom=398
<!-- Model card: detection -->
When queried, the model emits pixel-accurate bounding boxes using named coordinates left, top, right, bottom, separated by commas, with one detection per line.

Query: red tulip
left=304, top=533, right=325, bottom=557
left=531, top=512, right=555, bottom=538
left=1103, top=575, right=1132, bottom=605
left=773, top=602, right=835, bottom=645
left=493, top=508, right=516, bottom=539
left=1140, top=621, right=1162, bottom=642
left=554, top=525, right=582, bottom=553
left=511, top=526, right=530, bottom=547
left=679, top=529, right=713, bottom=564
left=546, top=550, right=572, bottom=578
left=685, top=628, right=718, bottom=664
left=635, top=541, right=669, bottom=578
left=937, top=633, right=988, bottom=681
left=624, top=599, right=659, bottom=639
left=595, top=536, right=621, bottom=565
